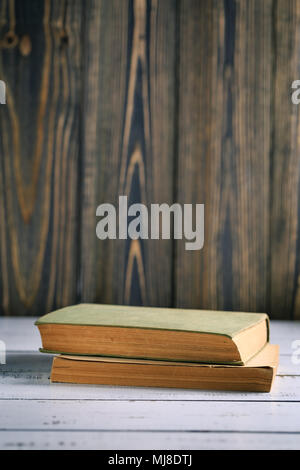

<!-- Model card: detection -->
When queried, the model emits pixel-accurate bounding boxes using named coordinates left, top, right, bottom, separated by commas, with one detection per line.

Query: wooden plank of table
left=0, top=318, right=299, bottom=450
left=0, top=317, right=41, bottom=350
left=80, top=0, right=176, bottom=306
left=175, top=0, right=272, bottom=313
left=0, top=400, right=299, bottom=432
left=271, top=0, right=300, bottom=319
left=0, top=430, right=299, bottom=450
left=1, top=371, right=300, bottom=402
left=0, top=0, right=82, bottom=315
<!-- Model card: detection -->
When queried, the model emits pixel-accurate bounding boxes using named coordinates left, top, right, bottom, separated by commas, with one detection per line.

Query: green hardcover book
left=35, top=304, right=269, bottom=365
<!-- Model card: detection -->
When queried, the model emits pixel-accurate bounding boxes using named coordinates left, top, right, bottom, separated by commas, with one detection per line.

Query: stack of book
left=36, top=304, right=279, bottom=392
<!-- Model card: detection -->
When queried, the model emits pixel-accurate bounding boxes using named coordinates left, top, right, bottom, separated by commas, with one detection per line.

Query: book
left=50, top=344, right=279, bottom=392
left=36, top=303, right=269, bottom=365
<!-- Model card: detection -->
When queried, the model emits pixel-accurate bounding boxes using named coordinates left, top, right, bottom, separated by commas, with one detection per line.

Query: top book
left=36, top=304, right=269, bottom=365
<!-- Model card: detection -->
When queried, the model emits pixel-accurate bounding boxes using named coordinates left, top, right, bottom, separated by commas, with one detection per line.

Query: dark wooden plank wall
left=271, top=0, right=300, bottom=320
left=176, top=0, right=272, bottom=314
left=80, top=0, right=175, bottom=307
left=0, top=0, right=299, bottom=319
left=0, top=0, right=82, bottom=315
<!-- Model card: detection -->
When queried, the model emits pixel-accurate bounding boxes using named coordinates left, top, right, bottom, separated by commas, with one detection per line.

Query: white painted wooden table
left=0, top=318, right=300, bottom=450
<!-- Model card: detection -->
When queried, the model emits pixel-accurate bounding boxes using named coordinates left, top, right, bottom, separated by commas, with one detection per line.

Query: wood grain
left=80, top=0, right=176, bottom=306
left=0, top=0, right=82, bottom=315
left=271, top=0, right=300, bottom=319
left=175, top=0, right=272, bottom=313
left=1, top=1, right=300, bottom=319
left=1, top=431, right=299, bottom=451
left=1, top=400, right=300, bottom=432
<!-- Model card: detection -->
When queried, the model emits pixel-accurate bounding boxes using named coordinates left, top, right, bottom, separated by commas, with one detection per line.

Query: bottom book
left=50, top=343, right=279, bottom=393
